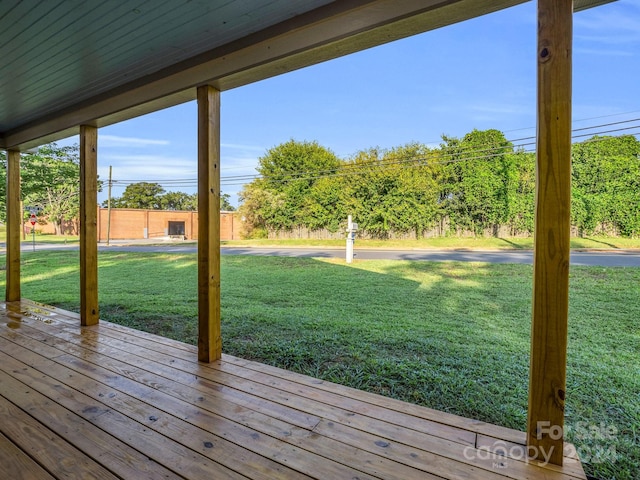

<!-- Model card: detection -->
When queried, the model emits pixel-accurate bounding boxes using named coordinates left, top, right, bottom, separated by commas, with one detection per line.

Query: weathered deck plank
left=0, top=394, right=118, bottom=480
left=0, top=431, right=56, bottom=480
left=0, top=300, right=587, bottom=480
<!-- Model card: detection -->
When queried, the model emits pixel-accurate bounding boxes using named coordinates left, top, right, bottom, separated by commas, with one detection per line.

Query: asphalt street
left=5, top=242, right=640, bottom=267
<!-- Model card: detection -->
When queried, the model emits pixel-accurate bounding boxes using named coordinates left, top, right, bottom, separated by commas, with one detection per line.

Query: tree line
left=2, top=132, right=638, bottom=238
left=106, top=182, right=234, bottom=212
left=239, top=130, right=640, bottom=238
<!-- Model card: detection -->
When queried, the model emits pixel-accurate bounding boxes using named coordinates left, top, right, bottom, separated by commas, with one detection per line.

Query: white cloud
left=100, top=135, right=171, bottom=148
left=102, top=154, right=190, bottom=163
left=97, top=149, right=260, bottom=208
left=574, top=5, right=640, bottom=46
left=98, top=154, right=195, bottom=181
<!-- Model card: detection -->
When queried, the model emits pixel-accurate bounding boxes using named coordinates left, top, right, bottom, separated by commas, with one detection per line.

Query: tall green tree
left=235, top=132, right=639, bottom=239
left=159, top=191, right=197, bottom=211
left=220, top=193, right=236, bottom=211
left=20, top=143, right=86, bottom=235
left=242, top=139, right=341, bottom=231
left=111, top=182, right=166, bottom=209
left=506, top=150, right=535, bottom=234
left=441, top=129, right=515, bottom=235
left=345, top=144, right=441, bottom=238
left=107, top=182, right=235, bottom=212
left=572, top=135, right=640, bottom=236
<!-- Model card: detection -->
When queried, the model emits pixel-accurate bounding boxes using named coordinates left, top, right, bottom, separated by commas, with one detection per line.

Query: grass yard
left=1, top=250, right=638, bottom=479
left=223, top=236, right=640, bottom=250
left=0, top=225, right=79, bottom=245
left=3, top=223, right=640, bottom=250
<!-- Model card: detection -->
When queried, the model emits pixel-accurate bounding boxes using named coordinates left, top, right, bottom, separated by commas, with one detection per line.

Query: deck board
left=0, top=393, right=119, bottom=480
left=0, top=300, right=587, bottom=480
left=0, top=431, right=56, bottom=480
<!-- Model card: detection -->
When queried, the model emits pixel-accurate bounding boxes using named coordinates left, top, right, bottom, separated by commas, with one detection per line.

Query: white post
left=346, top=215, right=354, bottom=263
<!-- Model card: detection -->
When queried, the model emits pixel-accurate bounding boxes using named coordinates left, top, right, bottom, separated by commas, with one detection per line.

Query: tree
left=301, top=175, right=348, bottom=232
left=107, top=182, right=235, bottom=212
left=344, top=144, right=441, bottom=238
left=441, top=129, right=515, bottom=235
left=572, top=135, right=640, bottom=236
left=159, top=191, right=197, bottom=211
left=220, top=193, right=235, bottom=211
left=110, top=182, right=165, bottom=209
left=20, top=143, right=87, bottom=235
left=506, top=150, right=535, bottom=235
left=238, top=181, right=276, bottom=238
left=240, top=140, right=341, bottom=232
left=1, top=143, right=105, bottom=233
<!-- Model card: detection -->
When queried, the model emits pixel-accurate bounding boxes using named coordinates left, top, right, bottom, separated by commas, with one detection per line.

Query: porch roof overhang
left=0, top=0, right=613, bottom=152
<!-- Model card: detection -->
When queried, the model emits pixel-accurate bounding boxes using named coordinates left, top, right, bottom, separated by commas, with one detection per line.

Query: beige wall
left=36, top=209, right=240, bottom=241
left=97, top=209, right=240, bottom=241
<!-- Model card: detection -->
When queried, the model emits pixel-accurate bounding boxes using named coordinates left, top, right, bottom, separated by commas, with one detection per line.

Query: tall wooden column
left=527, top=0, right=573, bottom=466
left=197, top=85, right=222, bottom=362
left=5, top=150, right=21, bottom=302
left=80, top=125, right=99, bottom=326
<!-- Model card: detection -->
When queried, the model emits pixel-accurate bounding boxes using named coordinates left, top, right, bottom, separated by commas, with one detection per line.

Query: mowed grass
left=223, top=236, right=640, bottom=250
left=0, top=225, right=79, bottom=244
left=3, top=223, right=640, bottom=250
left=1, top=250, right=638, bottom=480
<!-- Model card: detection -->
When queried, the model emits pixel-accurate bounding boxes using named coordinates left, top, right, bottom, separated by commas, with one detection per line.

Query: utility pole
left=106, top=165, right=112, bottom=246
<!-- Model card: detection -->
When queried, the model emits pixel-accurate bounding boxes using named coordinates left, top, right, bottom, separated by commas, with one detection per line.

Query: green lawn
left=223, top=236, right=640, bottom=250
left=0, top=225, right=79, bottom=245
left=2, top=223, right=640, bottom=250
left=1, top=250, right=638, bottom=479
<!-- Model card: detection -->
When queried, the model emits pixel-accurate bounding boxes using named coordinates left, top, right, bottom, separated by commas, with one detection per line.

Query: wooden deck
left=0, top=300, right=586, bottom=480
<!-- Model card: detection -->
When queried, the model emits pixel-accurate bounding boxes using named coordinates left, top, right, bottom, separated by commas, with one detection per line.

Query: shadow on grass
left=574, top=236, right=620, bottom=249
left=497, top=237, right=530, bottom=249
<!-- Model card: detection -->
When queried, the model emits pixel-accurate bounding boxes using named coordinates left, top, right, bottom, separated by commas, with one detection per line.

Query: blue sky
left=60, top=0, right=640, bottom=207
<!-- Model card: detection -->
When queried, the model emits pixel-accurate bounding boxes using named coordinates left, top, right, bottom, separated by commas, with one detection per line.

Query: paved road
left=6, top=243, right=639, bottom=267
left=227, top=247, right=638, bottom=267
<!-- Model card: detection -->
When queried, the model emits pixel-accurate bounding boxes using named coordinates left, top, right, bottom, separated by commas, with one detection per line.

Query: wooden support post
left=527, top=0, right=572, bottom=466
left=5, top=150, right=21, bottom=302
left=197, top=85, right=222, bottom=362
left=79, top=125, right=99, bottom=326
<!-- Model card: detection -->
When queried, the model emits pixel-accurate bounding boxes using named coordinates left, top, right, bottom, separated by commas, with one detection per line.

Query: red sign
left=29, top=214, right=37, bottom=226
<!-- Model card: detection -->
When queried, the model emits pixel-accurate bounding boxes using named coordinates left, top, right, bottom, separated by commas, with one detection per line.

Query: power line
left=108, top=119, right=640, bottom=189
left=221, top=126, right=639, bottom=186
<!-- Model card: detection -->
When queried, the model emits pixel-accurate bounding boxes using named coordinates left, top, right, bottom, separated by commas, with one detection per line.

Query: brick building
left=36, top=208, right=241, bottom=241
left=97, top=208, right=240, bottom=241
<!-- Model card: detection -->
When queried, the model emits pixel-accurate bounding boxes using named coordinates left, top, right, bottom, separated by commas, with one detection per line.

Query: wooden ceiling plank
left=6, top=1, right=134, bottom=88
left=70, top=0, right=326, bottom=100
left=5, top=0, right=262, bottom=127
left=0, top=0, right=501, bottom=149
left=1, top=0, right=615, bottom=150
left=0, top=1, right=51, bottom=53
left=9, top=1, right=175, bottom=116
left=0, top=3, right=76, bottom=72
